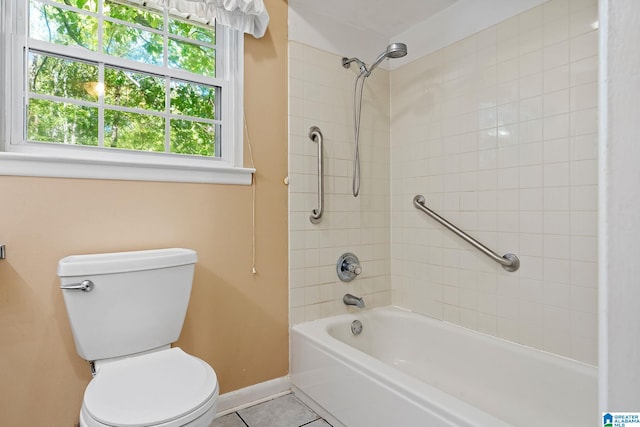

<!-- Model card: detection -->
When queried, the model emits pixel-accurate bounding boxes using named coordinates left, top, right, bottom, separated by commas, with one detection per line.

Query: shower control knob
left=347, top=263, right=362, bottom=275
left=337, top=253, right=361, bottom=282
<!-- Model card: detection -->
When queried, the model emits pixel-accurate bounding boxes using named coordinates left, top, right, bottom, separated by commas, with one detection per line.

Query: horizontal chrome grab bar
left=309, top=126, right=324, bottom=224
left=60, top=280, right=95, bottom=292
left=413, top=195, right=520, bottom=272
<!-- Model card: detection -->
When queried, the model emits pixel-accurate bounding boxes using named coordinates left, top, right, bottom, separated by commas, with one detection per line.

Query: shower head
left=343, top=42, right=408, bottom=198
left=367, top=42, right=408, bottom=75
left=385, top=43, right=408, bottom=58
left=341, top=43, right=408, bottom=78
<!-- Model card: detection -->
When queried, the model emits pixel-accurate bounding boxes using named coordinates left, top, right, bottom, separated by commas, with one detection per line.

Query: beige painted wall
left=0, top=0, right=288, bottom=425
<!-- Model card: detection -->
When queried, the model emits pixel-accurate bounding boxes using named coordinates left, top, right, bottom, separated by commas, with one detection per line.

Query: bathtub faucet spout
left=343, top=293, right=365, bottom=309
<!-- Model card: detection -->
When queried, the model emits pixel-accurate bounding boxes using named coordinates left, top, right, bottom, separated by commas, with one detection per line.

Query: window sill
left=0, top=152, right=255, bottom=185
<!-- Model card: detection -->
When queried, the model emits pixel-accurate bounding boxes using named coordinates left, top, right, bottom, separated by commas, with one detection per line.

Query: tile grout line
left=235, top=411, right=250, bottom=427
left=298, top=415, right=325, bottom=427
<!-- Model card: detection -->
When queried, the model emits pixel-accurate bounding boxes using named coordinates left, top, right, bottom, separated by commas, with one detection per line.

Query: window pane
left=29, top=52, right=99, bottom=102
left=168, top=39, right=215, bottom=77
left=42, top=0, right=98, bottom=12
left=28, top=99, right=98, bottom=146
left=30, top=2, right=98, bottom=50
left=104, top=22, right=163, bottom=66
left=105, top=68, right=165, bottom=111
left=104, top=110, right=165, bottom=151
left=169, top=19, right=215, bottom=45
left=170, top=120, right=215, bottom=156
left=170, top=80, right=216, bottom=119
left=105, top=0, right=163, bottom=31
left=24, top=0, right=230, bottom=162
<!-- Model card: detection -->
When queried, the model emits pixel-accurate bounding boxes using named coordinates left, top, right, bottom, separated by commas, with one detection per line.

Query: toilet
left=57, top=248, right=219, bottom=427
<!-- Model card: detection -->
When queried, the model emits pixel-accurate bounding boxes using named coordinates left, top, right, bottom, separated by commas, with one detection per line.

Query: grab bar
left=413, top=195, right=520, bottom=272
left=309, top=126, right=324, bottom=224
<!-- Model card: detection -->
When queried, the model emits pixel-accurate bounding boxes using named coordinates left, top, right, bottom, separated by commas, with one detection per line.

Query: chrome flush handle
left=60, top=280, right=95, bottom=292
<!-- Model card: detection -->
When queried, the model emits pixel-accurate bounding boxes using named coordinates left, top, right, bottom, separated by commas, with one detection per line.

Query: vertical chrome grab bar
left=309, top=126, right=324, bottom=224
left=413, top=195, right=520, bottom=272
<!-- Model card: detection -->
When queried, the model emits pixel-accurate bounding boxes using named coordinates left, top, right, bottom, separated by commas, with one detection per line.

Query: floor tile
left=237, top=394, right=319, bottom=427
left=211, top=412, right=247, bottom=427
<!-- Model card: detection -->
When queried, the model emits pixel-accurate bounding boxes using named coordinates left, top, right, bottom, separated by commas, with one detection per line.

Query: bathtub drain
left=351, top=320, right=363, bottom=335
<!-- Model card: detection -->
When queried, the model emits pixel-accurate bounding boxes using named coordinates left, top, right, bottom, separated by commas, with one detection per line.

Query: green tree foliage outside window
left=27, top=0, right=219, bottom=157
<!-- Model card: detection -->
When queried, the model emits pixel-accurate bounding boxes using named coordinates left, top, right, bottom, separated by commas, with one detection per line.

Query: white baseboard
left=215, top=375, right=291, bottom=417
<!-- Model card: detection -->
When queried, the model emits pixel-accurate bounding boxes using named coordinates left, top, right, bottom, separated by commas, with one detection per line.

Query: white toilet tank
left=57, top=248, right=197, bottom=361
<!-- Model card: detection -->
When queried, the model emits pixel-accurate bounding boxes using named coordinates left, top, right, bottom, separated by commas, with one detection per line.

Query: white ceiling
left=288, top=0, right=546, bottom=70
left=289, top=0, right=458, bottom=40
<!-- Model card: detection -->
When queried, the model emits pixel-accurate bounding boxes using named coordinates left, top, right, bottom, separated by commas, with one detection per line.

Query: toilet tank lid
left=57, top=248, right=197, bottom=277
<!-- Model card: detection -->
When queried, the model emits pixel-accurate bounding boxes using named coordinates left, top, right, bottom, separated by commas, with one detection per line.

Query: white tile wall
left=389, top=0, right=598, bottom=364
left=288, top=42, right=391, bottom=325
left=288, top=0, right=597, bottom=365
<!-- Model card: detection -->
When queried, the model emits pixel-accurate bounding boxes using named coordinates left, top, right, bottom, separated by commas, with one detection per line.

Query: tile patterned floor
left=212, top=394, right=332, bottom=427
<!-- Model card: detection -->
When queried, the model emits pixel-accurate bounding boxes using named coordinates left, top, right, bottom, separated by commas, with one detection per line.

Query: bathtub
left=291, top=307, right=597, bottom=427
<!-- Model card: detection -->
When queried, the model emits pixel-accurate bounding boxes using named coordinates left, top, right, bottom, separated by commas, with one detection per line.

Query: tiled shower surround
left=288, top=43, right=392, bottom=324
left=289, top=0, right=598, bottom=365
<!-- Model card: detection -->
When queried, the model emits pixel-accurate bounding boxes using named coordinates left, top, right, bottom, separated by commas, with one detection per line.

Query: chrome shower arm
left=342, top=57, right=368, bottom=75
left=342, top=57, right=365, bottom=68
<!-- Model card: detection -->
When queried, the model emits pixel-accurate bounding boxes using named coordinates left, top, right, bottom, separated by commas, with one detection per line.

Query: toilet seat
left=83, top=347, right=218, bottom=427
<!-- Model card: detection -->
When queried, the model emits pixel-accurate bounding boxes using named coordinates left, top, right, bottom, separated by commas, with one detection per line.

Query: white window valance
left=154, top=0, right=269, bottom=38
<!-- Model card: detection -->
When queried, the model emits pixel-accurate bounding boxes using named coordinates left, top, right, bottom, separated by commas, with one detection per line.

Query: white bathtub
left=291, top=307, right=597, bottom=427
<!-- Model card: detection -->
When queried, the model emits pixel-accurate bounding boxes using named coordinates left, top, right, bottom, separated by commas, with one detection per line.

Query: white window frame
left=0, top=0, right=253, bottom=184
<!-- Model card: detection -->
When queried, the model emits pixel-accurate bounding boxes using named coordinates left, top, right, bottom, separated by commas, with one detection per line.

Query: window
left=0, top=0, right=252, bottom=184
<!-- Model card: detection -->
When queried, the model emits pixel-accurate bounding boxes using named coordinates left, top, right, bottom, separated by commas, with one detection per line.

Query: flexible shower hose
left=352, top=71, right=366, bottom=197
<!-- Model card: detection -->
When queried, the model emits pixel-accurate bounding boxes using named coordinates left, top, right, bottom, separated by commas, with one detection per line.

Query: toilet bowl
left=80, top=348, right=218, bottom=427
left=57, top=249, right=219, bottom=427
